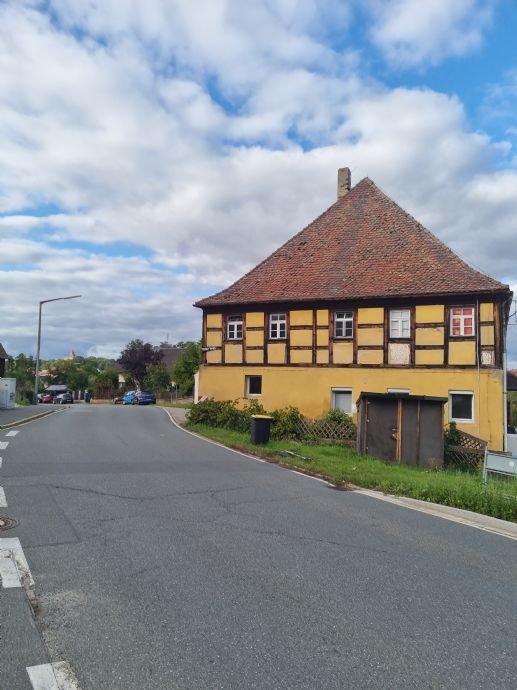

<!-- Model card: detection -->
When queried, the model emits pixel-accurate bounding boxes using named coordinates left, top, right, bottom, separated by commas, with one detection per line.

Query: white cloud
left=366, top=0, right=493, bottom=68
left=0, top=0, right=515, bottom=366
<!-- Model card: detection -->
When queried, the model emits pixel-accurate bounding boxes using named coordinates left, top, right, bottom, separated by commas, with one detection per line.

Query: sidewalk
left=0, top=405, right=56, bottom=429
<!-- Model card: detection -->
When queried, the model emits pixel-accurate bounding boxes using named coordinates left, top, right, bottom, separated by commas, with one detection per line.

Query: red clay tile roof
left=195, top=177, right=509, bottom=307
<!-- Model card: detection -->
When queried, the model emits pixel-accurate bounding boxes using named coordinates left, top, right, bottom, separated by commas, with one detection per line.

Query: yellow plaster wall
left=358, top=308, right=384, bottom=324
left=415, top=305, right=444, bottom=323
left=317, top=330, right=329, bottom=347
left=316, top=350, right=329, bottom=364
left=267, top=343, right=286, bottom=364
left=246, top=330, right=264, bottom=347
left=198, top=366, right=505, bottom=449
left=415, top=349, right=444, bottom=366
left=246, top=312, right=264, bottom=328
left=290, top=350, right=312, bottom=364
left=480, top=303, right=494, bottom=321
left=357, top=328, right=384, bottom=346
left=290, top=330, right=313, bottom=347
left=449, top=341, right=476, bottom=366
left=415, top=327, right=444, bottom=346
left=206, top=313, right=222, bottom=328
left=357, top=349, right=383, bottom=365
left=224, top=343, right=243, bottom=364
left=333, top=342, right=353, bottom=364
left=290, top=310, right=313, bottom=326
left=206, top=331, right=222, bottom=347
left=246, top=349, right=264, bottom=364
left=316, top=309, right=329, bottom=326
left=206, top=350, right=222, bottom=364
left=480, top=325, right=494, bottom=346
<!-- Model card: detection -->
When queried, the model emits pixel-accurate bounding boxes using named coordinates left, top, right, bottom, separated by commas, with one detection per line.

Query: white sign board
left=483, top=449, right=517, bottom=483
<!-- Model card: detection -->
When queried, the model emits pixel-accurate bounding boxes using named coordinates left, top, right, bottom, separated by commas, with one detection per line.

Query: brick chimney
left=337, top=167, right=351, bottom=199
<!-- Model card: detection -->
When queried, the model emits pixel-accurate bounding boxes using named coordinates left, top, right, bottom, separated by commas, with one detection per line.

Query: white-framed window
left=334, top=311, right=353, bottom=338
left=331, top=388, right=352, bottom=414
left=227, top=315, right=243, bottom=340
left=450, top=307, right=475, bottom=337
left=246, top=375, right=262, bottom=396
left=269, top=313, right=287, bottom=339
left=390, top=309, right=410, bottom=338
left=448, top=391, right=474, bottom=423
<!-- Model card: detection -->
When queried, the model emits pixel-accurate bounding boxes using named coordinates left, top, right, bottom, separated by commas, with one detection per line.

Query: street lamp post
left=34, top=295, right=82, bottom=404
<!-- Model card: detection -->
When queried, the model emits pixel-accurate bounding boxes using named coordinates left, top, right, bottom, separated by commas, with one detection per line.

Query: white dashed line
left=0, top=456, right=3, bottom=468
left=0, top=486, right=6, bottom=507
left=0, top=441, right=9, bottom=450
left=27, top=661, right=81, bottom=690
left=0, top=538, right=34, bottom=588
left=5, top=429, right=19, bottom=437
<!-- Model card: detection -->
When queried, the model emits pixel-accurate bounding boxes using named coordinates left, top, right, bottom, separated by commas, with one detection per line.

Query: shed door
left=365, top=398, right=398, bottom=461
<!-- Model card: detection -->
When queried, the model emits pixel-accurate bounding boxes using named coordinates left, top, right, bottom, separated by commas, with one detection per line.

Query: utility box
left=357, top=392, right=446, bottom=468
left=0, top=378, right=16, bottom=410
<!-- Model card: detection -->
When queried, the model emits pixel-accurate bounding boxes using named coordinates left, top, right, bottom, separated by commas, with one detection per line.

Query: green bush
left=322, top=408, right=351, bottom=424
left=270, top=406, right=303, bottom=439
left=444, top=421, right=461, bottom=449
left=187, top=398, right=267, bottom=432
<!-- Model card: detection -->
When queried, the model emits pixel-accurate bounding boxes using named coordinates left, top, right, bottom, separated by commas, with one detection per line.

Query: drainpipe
left=502, top=294, right=513, bottom=452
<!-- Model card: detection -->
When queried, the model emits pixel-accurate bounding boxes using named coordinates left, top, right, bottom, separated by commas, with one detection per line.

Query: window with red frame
left=450, top=307, right=475, bottom=336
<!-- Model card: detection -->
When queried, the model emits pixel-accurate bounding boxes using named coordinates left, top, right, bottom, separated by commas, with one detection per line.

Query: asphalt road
left=1, top=406, right=516, bottom=689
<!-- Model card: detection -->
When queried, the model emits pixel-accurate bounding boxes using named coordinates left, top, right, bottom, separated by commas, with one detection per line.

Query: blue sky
left=0, top=0, right=516, bottom=363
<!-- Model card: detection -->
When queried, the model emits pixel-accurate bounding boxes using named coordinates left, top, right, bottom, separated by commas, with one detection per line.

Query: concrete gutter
left=0, top=408, right=57, bottom=430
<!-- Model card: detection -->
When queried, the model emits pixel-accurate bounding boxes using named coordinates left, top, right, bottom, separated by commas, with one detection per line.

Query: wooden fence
left=445, top=430, right=487, bottom=470
left=296, top=417, right=357, bottom=446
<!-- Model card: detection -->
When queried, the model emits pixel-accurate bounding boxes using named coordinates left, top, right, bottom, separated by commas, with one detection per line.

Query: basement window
left=246, top=375, right=262, bottom=396
left=450, top=307, right=475, bottom=337
left=449, top=391, right=474, bottom=423
left=227, top=315, right=243, bottom=340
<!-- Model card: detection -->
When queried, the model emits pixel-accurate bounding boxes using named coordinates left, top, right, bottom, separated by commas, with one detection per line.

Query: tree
left=171, top=341, right=201, bottom=396
left=93, top=369, right=119, bottom=398
left=6, top=354, right=36, bottom=402
left=117, top=340, right=163, bottom=386
left=144, top=363, right=171, bottom=392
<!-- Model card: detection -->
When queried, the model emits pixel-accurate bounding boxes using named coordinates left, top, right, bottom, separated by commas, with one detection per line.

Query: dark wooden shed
left=357, top=392, right=446, bottom=468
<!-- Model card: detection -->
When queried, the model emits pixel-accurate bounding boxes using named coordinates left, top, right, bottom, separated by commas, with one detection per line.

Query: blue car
left=122, top=391, right=137, bottom=405
left=131, top=390, right=156, bottom=405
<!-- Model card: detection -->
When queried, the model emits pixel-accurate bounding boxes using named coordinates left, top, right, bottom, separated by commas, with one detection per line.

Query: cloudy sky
left=1, top=0, right=516, bottom=363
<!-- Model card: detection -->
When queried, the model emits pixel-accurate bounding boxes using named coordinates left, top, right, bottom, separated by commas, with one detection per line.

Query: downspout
left=502, top=294, right=513, bottom=452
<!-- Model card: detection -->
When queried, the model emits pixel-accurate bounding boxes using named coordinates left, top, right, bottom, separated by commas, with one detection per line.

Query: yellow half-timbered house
left=195, top=169, right=512, bottom=450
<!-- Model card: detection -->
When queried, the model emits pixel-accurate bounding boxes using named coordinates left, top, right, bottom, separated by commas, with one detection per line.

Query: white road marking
left=161, top=408, right=329, bottom=484
left=0, top=456, right=3, bottom=468
left=0, top=441, right=9, bottom=450
left=5, top=429, right=19, bottom=436
left=0, top=486, right=6, bottom=507
left=27, top=662, right=81, bottom=690
left=162, top=409, right=517, bottom=541
left=0, top=537, right=34, bottom=588
left=354, top=489, right=517, bottom=541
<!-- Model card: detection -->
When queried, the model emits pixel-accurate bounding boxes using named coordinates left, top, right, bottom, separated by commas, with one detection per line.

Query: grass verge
left=186, top=423, right=517, bottom=523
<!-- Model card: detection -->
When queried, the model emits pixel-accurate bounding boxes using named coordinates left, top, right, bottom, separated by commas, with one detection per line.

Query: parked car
left=54, top=391, right=74, bottom=404
left=131, top=391, right=156, bottom=405
left=122, top=391, right=137, bottom=405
